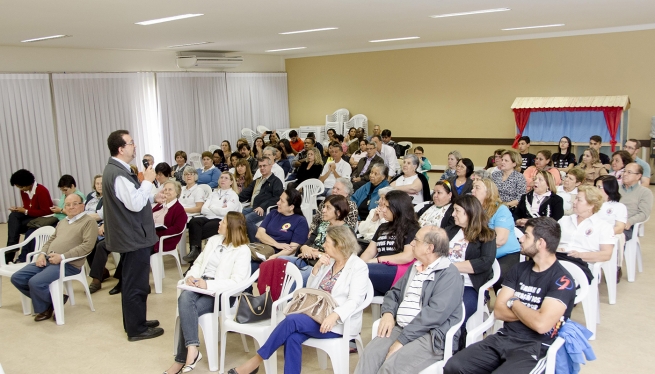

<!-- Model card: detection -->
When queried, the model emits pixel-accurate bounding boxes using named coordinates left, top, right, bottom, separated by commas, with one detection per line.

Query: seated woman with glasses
left=179, top=167, right=207, bottom=217
left=446, top=158, right=474, bottom=200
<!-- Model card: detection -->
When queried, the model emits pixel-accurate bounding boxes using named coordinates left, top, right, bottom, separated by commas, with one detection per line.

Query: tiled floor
left=0, top=195, right=653, bottom=373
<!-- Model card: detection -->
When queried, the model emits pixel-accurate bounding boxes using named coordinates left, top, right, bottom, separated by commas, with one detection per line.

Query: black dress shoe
left=34, top=307, right=53, bottom=322
left=128, top=326, right=164, bottom=342
left=146, top=320, right=160, bottom=328
left=183, top=246, right=201, bottom=262
left=109, top=283, right=122, bottom=295
left=227, top=367, right=259, bottom=374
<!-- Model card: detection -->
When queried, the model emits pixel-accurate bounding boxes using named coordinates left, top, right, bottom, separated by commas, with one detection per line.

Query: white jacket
left=200, top=189, right=240, bottom=219
left=306, top=254, right=369, bottom=336
left=185, top=234, right=251, bottom=294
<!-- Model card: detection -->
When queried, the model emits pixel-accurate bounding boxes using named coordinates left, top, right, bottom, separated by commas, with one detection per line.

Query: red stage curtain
left=512, top=108, right=532, bottom=148
left=601, top=107, right=622, bottom=151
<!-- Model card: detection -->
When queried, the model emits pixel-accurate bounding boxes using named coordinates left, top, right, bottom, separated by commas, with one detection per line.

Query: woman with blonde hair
left=513, top=170, right=564, bottom=226
left=579, top=148, right=608, bottom=185
left=234, top=158, right=253, bottom=193
left=293, top=147, right=324, bottom=186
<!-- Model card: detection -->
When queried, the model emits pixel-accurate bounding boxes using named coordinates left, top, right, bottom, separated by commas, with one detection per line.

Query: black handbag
left=235, top=287, right=273, bottom=324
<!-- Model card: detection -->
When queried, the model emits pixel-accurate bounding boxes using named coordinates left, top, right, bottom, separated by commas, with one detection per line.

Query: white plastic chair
left=598, top=237, right=620, bottom=305
left=326, top=108, right=349, bottom=134
left=150, top=227, right=186, bottom=294
left=624, top=220, right=646, bottom=282
left=296, top=179, right=325, bottom=223
left=371, top=302, right=465, bottom=374
left=0, top=226, right=56, bottom=313
left=48, top=254, right=96, bottom=325
left=370, top=296, right=384, bottom=320
left=219, top=262, right=303, bottom=374
left=302, top=280, right=373, bottom=374
left=188, top=152, right=202, bottom=169
left=559, top=260, right=595, bottom=339
left=466, top=259, right=500, bottom=332
left=241, top=128, right=258, bottom=147
left=208, top=144, right=220, bottom=153
left=343, top=114, right=367, bottom=137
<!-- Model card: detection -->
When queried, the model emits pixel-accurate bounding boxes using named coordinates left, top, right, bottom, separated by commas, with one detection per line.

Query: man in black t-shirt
left=444, top=217, right=575, bottom=374
left=517, top=136, right=535, bottom=173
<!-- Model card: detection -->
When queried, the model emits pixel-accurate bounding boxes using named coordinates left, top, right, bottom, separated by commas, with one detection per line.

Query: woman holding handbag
left=229, top=225, right=369, bottom=374
left=164, top=212, right=251, bottom=374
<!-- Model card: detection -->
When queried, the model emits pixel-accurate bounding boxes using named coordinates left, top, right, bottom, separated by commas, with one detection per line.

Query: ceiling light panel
left=167, top=42, right=212, bottom=48
left=430, top=8, right=511, bottom=18
left=265, top=47, right=307, bottom=52
left=369, top=37, right=420, bottom=43
left=136, top=14, right=203, bottom=26
left=502, top=24, right=565, bottom=31
left=21, top=34, right=71, bottom=43
left=279, top=27, right=338, bottom=35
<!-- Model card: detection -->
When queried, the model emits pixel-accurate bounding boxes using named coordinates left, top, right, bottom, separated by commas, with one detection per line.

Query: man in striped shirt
left=355, top=226, right=464, bottom=374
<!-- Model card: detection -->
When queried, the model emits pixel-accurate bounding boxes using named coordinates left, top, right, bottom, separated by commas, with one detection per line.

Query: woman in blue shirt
left=471, top=178, right=521, bottom=292
left=196, top=151, right=219, bottom=189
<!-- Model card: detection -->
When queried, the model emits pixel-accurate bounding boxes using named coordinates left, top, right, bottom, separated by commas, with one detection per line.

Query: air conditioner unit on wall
left=176, top=52, right=243, bottom=69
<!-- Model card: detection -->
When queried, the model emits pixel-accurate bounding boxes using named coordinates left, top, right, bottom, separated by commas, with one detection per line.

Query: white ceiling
left=3, top=0, right=655, bottom=58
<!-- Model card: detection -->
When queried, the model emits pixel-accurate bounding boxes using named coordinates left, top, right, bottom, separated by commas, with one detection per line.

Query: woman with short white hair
left=179, top=166, right=206, bottom=217
left=391, top=154, right=425, bottom=205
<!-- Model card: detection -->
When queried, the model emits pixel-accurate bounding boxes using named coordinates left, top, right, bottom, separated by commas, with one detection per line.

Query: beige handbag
left=283, top=288, right=338, bottom=324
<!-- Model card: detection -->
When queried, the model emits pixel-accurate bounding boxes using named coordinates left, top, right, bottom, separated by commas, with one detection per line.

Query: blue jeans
left=242, top=207, right=267, bottom=242
left=462, top=286, right=478, bottom=326
left=175, top=290, right=216, bottom=363
left=11, top=262, right=80, bottom=313
left=258, top=314, right=341, bottom=374
left=367, top=263, right=398, bottom=296
left=279, top=256, right=313, bottom=288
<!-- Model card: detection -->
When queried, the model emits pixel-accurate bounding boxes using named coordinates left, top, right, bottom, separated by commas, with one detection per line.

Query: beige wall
left=286, top=29, right=655, bottom=167
left=0, top=45, right=285, bottom=72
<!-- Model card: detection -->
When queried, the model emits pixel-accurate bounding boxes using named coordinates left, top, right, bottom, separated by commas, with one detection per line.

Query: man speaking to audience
left=103, top=130, right=163, bottom=341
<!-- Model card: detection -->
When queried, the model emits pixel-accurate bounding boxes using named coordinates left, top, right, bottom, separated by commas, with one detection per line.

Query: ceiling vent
left=176, top=52, right=243, bottom=69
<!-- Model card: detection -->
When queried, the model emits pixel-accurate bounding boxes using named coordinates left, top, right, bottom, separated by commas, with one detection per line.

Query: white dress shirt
left=111, top=157, right=154, bottom=212
left=321, top=158, right=352, bottom=189
left=379, top=144, right=400, bottom=177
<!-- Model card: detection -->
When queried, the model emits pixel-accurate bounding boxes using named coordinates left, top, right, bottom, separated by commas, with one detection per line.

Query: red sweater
left=152, top=201, right=187, bottom=252
left=22, top=184, right=53, bottom=217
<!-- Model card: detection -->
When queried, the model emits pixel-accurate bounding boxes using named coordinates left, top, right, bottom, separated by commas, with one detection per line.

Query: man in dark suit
left=352, top=142, right=384, bottom=190
left=239, top=156, right=284, bottom=241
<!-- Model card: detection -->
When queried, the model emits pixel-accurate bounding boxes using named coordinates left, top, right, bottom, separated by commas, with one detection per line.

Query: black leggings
left=187, top=217, right=220, bottom=248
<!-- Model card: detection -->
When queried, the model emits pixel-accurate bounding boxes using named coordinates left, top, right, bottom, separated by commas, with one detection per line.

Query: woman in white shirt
left=557, top=185, right=614, bottom=263
left=595, top=175, right=628, bottom=273
left=357, top=187, right=392, bottom=241
left=179, top=167, right=207, bottom=217
left=184, top=172, right=241, bottom=263
left=557, top=168, right=585, bottom=215
left=164, top=212, right=251, bottom=374
left=390, top=154, right=425, bottom=205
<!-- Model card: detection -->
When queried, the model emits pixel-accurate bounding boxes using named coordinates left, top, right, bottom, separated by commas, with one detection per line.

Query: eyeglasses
left=412, top=236, right=427, bottom=244
left=123, top=141, right=134, bottom=147
left=624, top=171, right=641, bottom=175
left=596, top=185, right=604, bottom=189
left=64, top=202, right=83, bottom=208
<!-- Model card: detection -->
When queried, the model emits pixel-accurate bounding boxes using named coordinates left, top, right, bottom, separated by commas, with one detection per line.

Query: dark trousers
left=242, top=207, right=267, bottom=242
left=89, top=239, right=110, bottom=280
left=187, top=217, right=220, bottom=248
left=367, top=263, right=397, bottom=296
left=5, top=212, right=34, bottom=263
left=121, top=246, right=152, bottom=336
left=444, top=332, right=550, bottom=374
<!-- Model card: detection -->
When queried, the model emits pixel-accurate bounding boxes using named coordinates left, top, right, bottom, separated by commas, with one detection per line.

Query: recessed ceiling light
left=167, top=42, right=213, bottom=48
left=279, top=27, right=338, bottom=35
left=265, top=47, right=307, bottom=52
left=369, top=36, right=420, bottom=43
left=21, top=34, right=70, bottom=43
left=136, top=14, right=204, bottom=26
left=430, top=8, right=510, bottom=18
left=502, top=24, right=565, bottom=31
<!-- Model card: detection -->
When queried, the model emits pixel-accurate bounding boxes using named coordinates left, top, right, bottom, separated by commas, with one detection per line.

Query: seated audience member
left=229, top=226, right=368, bottom=374
left=306, top=132, right=323, bottom=155
left=609, top=149, right=633, bottom=183
left=391, top=154, right=429, bottom=205
left=310, top=178, right=359, bottom=233
left=552, top=136, right=577, bottom=172
left=557, top=168, right=585, bottom=215
left=154, top=162, right=175, bottom=189
left=221, top=140, right=232, bottom=157
left=416, top=181, right=457, bottom=238
left=619, top=162, right=653, bottom=240
left=253, top=147, right=286, bottom=183
left=238, top=142, right=258, bottom=173
left=280, top=194, right=349, bottom=285
left=444, top=217, right=576, bottom=374
left=292, top=147, right=323, bottom=187
left=85, top=175, right=104, bottom=220
left=212, top=149, right=229, bottom=173
left=280, top=139, right=296, bottom=159
left=197, top=151, right=219, bottom=189
left=472, top=178, right=521, bottom=291
left=368, top=124, right=381, bottom=142
left=484, top=149, right=504, bottom=174
left=440, top=150, right=462, bottom=181
left=595, top=175, right=628, bottom=278
left=381, top=128, right=396, bottom=146
left=578, top=135, right=611, bottom=168
left=288, top=129, right=304, bottom=153
left=274, top=143, right=291, bottom=176
left=291, top=136, right=314, bottom=169
left=523, top=150, right=562, bottom=192
left=11, top=194, right=96, bottom=321
left=252, top=137, right=265, bottom=159
left=623, top=139, right=651, bottom=185
left=349, top=139, right=369, bottom=169
left=184, top=172, right=241, bottom=263
left=517, top=136, right=536, bottom=172
left=413, top=146, right=432, bottom=179
left=345, top=127, right=360, bottom=155
left=471, top=169, right=491, bottom=181
left=179, top=167, right=206, bottom=216
left=229, top=152, right=244, bottom=173
left=360, top=191, right=420, bottom=296
left=236, top=138, right=249, bottom=153
left=580, top=148, right=608, bottom=185
left=164, top=212, right=250, bottom=374
left=239, top=157, right=284, bottom=241
left=265, top=132, right=279, bottom=148
left=447, top=158, right=474, bottom=200
left=137, top=154, right=155, bottom=182
left=352, top=141, right=384, bottom=190
left=358, top=187, right=393, bottom=241
left=356, top=226, right=464, bottom=374
left=352, top=163, right=391, bottom=220
left=172, top=150, right=190, bottom=185
left=151, top=181, right=187, bottom=252
left=6, top=169, right=54, bottom=263
left=448, top=195, right=496, bottom=328
left=491, top=149, right=526, bottom=208
left=319, top=142, right=352, bottom=196
left=513, top=171, right=564, bottom=227
left=233, top=159, right=253, bottom=193
left=557, top=185, right=614, bottom=263
left=325, top=128, right=338, bottom=154
left=371, top=135, right=400, bottom=178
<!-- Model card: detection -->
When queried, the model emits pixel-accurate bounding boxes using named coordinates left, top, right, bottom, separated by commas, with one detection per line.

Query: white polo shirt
left=597, top=201, right=627, bottom=227
left=558, top=213, right=614, bottom=253
left=321, top=158, right=352, bottom=189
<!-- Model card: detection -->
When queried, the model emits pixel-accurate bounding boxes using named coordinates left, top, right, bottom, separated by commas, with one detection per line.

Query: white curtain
left=0, top=74, right=60, bottom=222
left=156, top=72, right=230, bottom=161
left=226, top=73, right=290, bottom=133
left=52, top=73, right=160, bottom=195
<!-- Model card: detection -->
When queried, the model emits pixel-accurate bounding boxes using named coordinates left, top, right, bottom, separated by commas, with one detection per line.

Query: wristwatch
left=506, top=297, right=520, bottom=309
